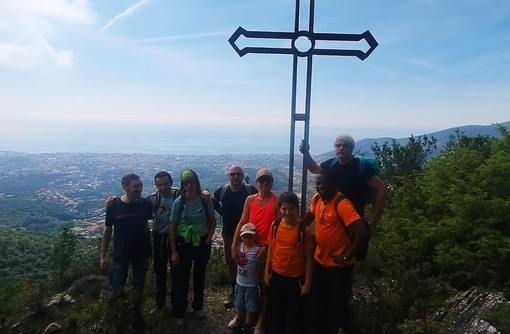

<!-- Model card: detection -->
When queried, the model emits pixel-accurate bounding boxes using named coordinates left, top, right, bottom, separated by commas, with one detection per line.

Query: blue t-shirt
left=105, top=197, right=153, bottom=262
left=170, top=196, right=214, bottom=238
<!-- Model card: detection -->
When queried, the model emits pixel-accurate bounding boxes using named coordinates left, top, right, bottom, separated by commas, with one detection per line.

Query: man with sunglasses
left=300, top=134, right=387, bottom=227
left=232, top=168, right=280, bottom=334
left=210, top=165, right=258, bottom=308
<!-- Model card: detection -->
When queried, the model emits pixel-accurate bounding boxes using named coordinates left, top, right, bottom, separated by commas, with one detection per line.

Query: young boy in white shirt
left=228, top=223, right=261, bottom=331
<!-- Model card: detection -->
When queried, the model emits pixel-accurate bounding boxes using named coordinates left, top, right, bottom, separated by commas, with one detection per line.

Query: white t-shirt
left=236, top=242, right=260, bottom=287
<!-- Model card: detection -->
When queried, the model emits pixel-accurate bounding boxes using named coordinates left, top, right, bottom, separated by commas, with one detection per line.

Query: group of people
left=100, top=134, right=387, bottom=333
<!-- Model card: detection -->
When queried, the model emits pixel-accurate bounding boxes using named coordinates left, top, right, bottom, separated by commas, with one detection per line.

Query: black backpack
left=152, top=188, right=179, bottom=213
left=314, top=194, right=371, bottom=261
left=218, top=183, right=255, bottom=201
left=272, top=217, right=306, bottom=245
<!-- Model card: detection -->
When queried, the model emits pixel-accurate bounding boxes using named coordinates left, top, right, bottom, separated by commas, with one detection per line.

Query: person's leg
left=256, top=261, right=268, bottom=331
left=229, top=284, right=247, bottom=329
left=168, top=235, right=176, bottom=311
left=335, top=265, right=355, bottom=333
left=152, top=232, right=168, bottom=309
left=244, top=286, right=260, bottom=329
left=172, top=240, right=193, bottom=319
left=265, top=272, right=288, bottom=334
left=108, top=260, right=128, bottom=293
left=191, top=238, right=211, bottom=312
left=131, top=256, right=150, bottom=309
left=222, top=232, right=236, bottom=305
left=315, top=265, right=354, bottom=334
left=314, top=264, right=334, bottom=334
left=285, top=276, right=304, bottom=334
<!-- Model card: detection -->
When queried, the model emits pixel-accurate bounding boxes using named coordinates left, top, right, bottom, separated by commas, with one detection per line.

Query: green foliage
left=70, top=289, right=131, bottom=334
left=372, top=134, right=437, bottom=186
left=0, top=283, right=17, bottom=326
left=485, top=302, right=510, bottom=333
left=206, top=243, right=229, bottom=286
left=374, top=128, right=510, bottom=328
left=47, top=226, right=77, bottom=288
left=46, top=226, right=102, bottom=291
left=0, top=227, right=51, bottom=285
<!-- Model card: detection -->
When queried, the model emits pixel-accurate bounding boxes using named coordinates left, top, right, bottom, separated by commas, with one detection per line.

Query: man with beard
left=101, top=173, right=153, bottom=325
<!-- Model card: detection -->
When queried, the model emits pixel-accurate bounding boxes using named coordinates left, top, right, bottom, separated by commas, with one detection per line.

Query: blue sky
left=1, top=0, right=509, bottom=155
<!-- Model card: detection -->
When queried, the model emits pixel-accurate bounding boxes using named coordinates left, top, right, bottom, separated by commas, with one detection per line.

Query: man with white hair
left=300, top=135, right=387, bottom=226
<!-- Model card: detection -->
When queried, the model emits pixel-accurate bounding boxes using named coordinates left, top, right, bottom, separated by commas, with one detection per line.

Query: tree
left=371, top=134, right=437, bottom=186
left=47, top=225, right=77, bottom=289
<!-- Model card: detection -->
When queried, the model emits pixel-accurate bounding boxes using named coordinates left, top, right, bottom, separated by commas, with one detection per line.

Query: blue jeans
left=109, top=257, right=150, bottom=306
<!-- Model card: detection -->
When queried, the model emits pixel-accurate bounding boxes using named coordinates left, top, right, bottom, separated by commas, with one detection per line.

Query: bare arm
left=333, top=219, right=369, bottom=264
left=206, top=214, right=216, bottom=246
left=104, top=196, right=117, bottom=207
left=264, top=238, right=274, bottom=287
left=231, top=195, right=254, bottom=262
left=169, top=221, right=179, bottom=265
left=299, top=139, right=323, bottom=174
left=366, top=175, right=387, bottom=225
left=100, top=226, right=112, bottom=268
left=302, top=210, right=315, bottom=226
left=301, top=247, right=313, bottom=296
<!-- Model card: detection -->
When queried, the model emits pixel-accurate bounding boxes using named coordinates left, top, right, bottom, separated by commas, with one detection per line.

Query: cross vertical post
left=229, top=0, right=378, bottom=215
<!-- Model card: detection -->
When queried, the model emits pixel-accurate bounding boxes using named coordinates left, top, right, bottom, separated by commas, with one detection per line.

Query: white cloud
left=0, top=0, right=94, bottom=70
left=101, top=0, right=149, bottom=32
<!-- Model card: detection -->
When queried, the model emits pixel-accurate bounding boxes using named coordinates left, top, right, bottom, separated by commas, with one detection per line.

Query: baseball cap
left=180, top=170, right=197, bottom=182
left=240, top=223, right=257, bottom=236
left=255, top=168, right=273, bottom=181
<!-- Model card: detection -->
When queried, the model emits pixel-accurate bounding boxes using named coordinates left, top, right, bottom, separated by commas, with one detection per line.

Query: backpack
left=218, top=183, right=255, bottom=201
left=314, top=194, right=371, bottom=261
left=271, top=217, right=306, bottom=254
left=327, top=155, right=380, bottom=204
left=354, top=154, right=380, bottom=204
left=152, top=188, right=179, bottom=213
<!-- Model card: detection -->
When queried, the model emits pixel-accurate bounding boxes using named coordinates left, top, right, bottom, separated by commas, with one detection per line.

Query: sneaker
left=150, top=304, right=164, bottom=314
left=253, top=327, right=265, bottom=334
left=193, top=310, right=206, bottom=321
left=228, top=316, right=241, bottom=330
left=223, top=293, right=234, bottom=308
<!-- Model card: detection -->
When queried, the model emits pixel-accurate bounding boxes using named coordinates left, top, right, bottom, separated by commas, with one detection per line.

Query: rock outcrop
left=434, top=288, right=508, bottom=333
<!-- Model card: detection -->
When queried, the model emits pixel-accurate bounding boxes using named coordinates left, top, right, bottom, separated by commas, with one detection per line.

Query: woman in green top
left=170, top=169, right=216, bottom=325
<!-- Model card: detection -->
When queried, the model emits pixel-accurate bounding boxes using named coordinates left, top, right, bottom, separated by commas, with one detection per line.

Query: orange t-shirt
left=249, top=193, right=276, bottom=246
left=268, top=219, right=313, bottom=277
left=309, top=192, right=361, bottom=267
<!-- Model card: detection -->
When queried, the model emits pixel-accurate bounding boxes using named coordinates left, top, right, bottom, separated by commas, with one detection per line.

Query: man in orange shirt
left=303, top=173, right=370, bottom=334
left=264, top=192, right=314, bottom=334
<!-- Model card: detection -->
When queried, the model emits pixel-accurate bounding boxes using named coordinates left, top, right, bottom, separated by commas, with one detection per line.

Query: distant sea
left=1, top=125, right=435, bottom=155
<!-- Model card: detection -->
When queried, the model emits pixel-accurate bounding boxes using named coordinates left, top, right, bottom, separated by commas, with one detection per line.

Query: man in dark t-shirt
left=300, top=134, right=387, bottom=226
left=210, top=165, right=258, bottom=307
left=100, top=173, right=153, bottom=320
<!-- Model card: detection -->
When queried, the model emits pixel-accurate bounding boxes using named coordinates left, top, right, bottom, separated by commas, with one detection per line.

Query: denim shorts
left=235, top=284, right=259, bottom=313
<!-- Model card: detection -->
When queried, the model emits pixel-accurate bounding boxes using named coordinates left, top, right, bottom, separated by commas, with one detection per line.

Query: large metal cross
left=229, top=0, right=378, bottom=214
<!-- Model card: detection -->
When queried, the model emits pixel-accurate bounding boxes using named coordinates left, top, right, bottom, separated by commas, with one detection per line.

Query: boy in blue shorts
left=228, top=223, right=261, bottom=332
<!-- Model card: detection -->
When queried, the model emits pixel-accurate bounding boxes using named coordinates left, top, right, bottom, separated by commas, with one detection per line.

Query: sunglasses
left=334, top=143, right=352, bottom=149
left=182, top=180, right=196, bottom=186
left=257, top=176, right=273, bottom=184
left=229, top=172, right=243, bottom=177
